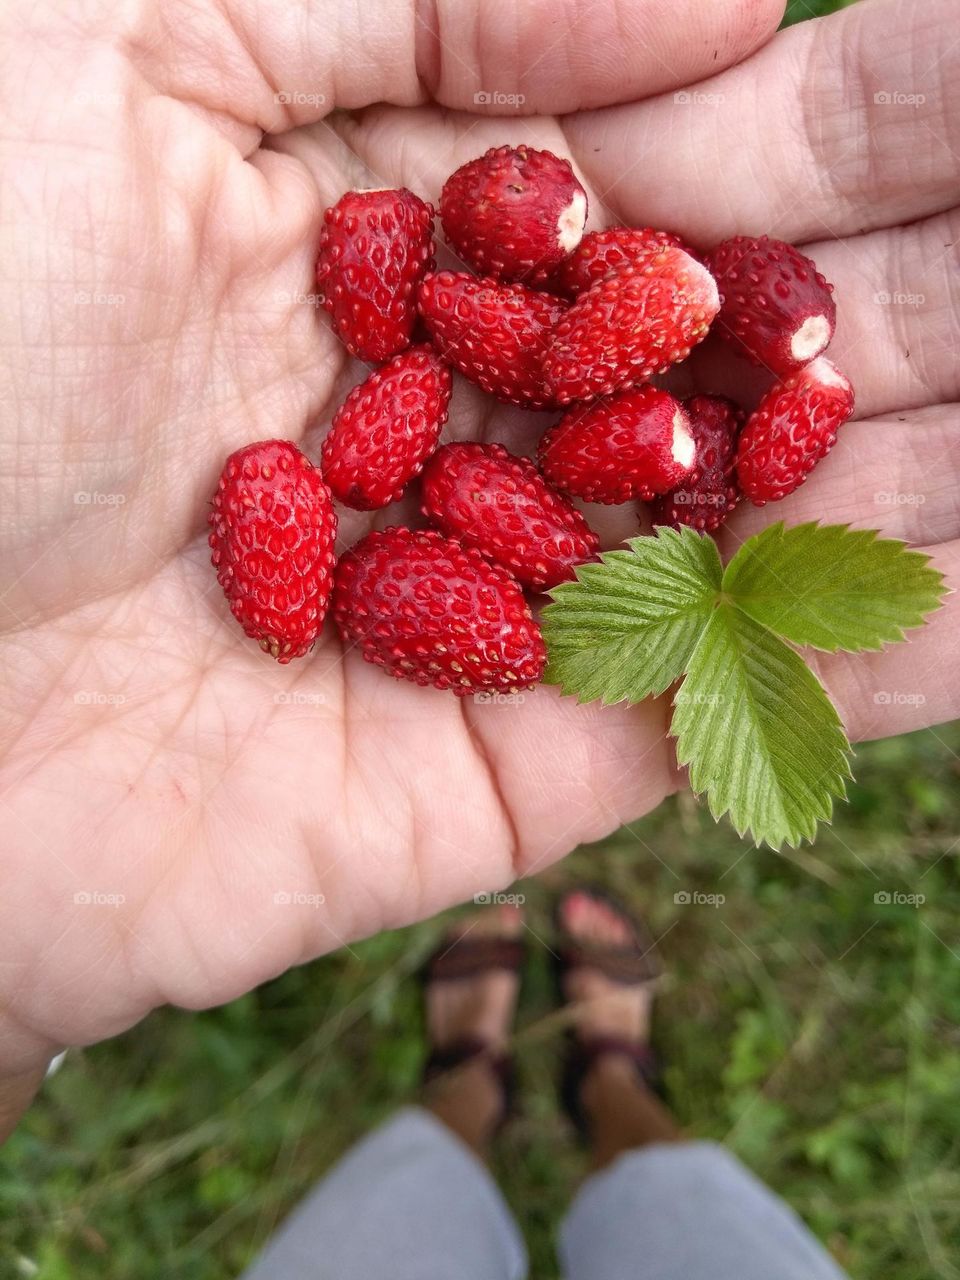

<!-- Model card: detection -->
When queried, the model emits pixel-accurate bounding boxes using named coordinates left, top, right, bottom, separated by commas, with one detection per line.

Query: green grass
left=3, top=722, right=960, bottom=1279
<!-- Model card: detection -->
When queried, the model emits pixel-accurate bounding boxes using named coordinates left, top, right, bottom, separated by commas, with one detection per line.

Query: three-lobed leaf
left=542, top=521, right=946, bottom=849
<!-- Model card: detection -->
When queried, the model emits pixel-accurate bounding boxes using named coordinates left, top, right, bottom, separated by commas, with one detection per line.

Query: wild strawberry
left=315, top=188, right=435, bottom=362
left=439, top=145, right=587, bottom=285
left=421, top=442, right=600, bottom=591
left=321, top=346, right=451, bottom=510
left=736, top=358, right=855, bottom=505
left=333, top=528, right=546, bottom=695
left=209, top=440, right=337, bottom=663
left=418, top=271, right=565, bottom=409
left=538, top=387, right=695, bottom=504
left=649, top=395, right=743, bottom=533
left=543, top=245, right=720, bottom=404
left=704, top=235, right=836, bottom=376
left=547, top=227, right=689, bottom=298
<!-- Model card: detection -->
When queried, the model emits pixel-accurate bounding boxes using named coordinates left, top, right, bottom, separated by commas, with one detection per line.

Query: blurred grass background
left=4, top=0, right=956, bottom=1277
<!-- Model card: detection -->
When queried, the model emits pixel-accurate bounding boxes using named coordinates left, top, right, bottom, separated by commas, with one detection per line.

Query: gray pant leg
left=560, top=1140, right=849, bottom=1280
left=239, top=1106, right=527, bottom=1280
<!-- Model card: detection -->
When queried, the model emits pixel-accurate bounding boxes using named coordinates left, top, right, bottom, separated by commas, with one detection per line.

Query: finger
left=812, top=539, right=960, bottom=742
left=565, top=0, right=960, bottom=244
left=721, top=405, right=960, bottom=550
left=116, top=0, right=785, bottom=129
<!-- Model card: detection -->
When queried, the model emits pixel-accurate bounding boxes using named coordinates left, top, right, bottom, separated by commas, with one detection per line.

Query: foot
left=423, top=904, right=523, bottom=1149
left=559, top=891, right=657, bottom=1096
left=426, top=903, right=523, bottom=1053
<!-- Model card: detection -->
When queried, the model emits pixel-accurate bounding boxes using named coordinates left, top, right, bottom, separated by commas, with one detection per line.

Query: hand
left=1, top=0, right=957, bottom=1087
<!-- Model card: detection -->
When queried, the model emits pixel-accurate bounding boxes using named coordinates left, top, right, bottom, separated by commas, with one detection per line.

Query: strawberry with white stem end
left=649, top=395, right=743, bottom=533
left=421, top=441, right=600, bottom=591
left=321, top=345, right=451, bottom=511
left=704, top=234, right=837, bottom=376
left=538, top=386, right=696, bottom=504
left=543, top=244, right=720, bottom=404
left=736, top=357, right=855, bottom=505
left=440, top=145, right=588, bottom=285
left=333, top=527, right=546, bottom=695
left=315, top=188, right=435, bottom=362
left=418, top=271, right=565, bottom=409
left=547, top=226, right=691, bottom=298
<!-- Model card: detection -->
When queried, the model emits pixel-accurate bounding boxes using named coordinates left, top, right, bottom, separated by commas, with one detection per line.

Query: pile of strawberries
left=209, top=145, right=854, bottom=694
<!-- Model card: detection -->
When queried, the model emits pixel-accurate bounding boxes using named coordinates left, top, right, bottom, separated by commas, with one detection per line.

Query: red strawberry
left=649, top=395, right=743, bottom=533
left=543, top=245, right=720, bottom=404
left=421, top=442, right=600, bottom=591
left=321, top=346, right=451, bottom=510
left=333, top=528, right=546, bottom=695
left=418, top=271, right=565, bottom=409
left=547, top=227, right=689, bottom=298
left=704, top=235, right=836, bottom=376
left=209, top=440, right=337, bottom=663
left=538, top=387, right=695, bottom=504
left=315, top=188, right=435, bottom=362
left=440, top=145, right=587, bottom=285
left=736, top=358, right=855, bottom=505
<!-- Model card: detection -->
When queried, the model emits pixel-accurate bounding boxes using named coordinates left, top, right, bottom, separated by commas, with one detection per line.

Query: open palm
left=2, top=0, right=958, bottom=1081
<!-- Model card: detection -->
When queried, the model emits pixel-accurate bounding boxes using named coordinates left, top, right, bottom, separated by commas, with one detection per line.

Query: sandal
left=421, top=926, right=525, bottom=1126
left=554, top=888, right=663, bottom=1139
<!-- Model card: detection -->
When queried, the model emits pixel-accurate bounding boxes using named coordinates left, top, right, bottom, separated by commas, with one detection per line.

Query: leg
left=238, top=905, right=527, bottom=1280
left=555, top=891, right=848, bottom=1280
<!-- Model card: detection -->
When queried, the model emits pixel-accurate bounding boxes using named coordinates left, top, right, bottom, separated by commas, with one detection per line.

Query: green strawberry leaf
left=673, top=606, right=852, bottom=848
left=542, top=526, right=721, bottom=705
left=723, top=522, right=947, bottom=653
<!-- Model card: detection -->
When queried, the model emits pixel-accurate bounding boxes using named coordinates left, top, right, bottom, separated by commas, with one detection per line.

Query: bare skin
left=561, top=892, right=682, bottom=1167
left=423, top=904, right=523, bottom=1154
left=1, top=0, right=959, bottom=1131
